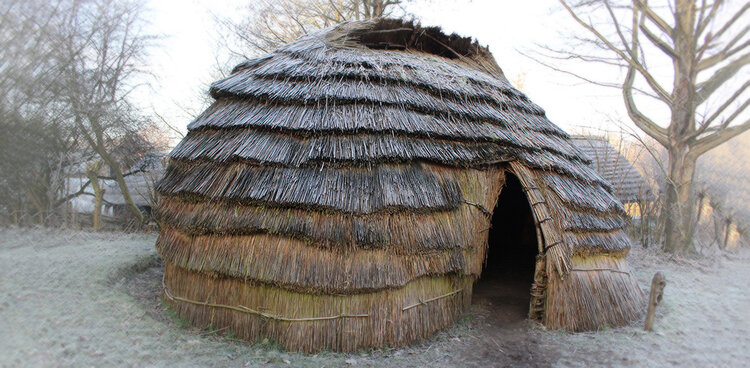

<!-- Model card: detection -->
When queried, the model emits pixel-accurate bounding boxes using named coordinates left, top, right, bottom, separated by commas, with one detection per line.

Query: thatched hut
left=570, top=135, right=654, bottom=204
left=155, top=19, right=644, bottom=352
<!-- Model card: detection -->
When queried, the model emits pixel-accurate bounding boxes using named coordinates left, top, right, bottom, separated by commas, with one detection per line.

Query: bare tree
left=0, top=0, right=160, bottom=227
left=548, top=0, right=749, bottom=254
left=58, top=0, right=156, bottom=226
left=0, top=0, right=86, bottom=224
left=215, top=0, right=410, bottom=61
left=85, top=160, right=105, bottom=231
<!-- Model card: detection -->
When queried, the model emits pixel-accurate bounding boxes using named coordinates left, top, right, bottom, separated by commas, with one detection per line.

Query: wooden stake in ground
left=645, top=272, right=666, bottom=331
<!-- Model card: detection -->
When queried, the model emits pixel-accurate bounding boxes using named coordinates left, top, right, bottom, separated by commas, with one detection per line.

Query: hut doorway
left=473, top=172, right=539, bottom=324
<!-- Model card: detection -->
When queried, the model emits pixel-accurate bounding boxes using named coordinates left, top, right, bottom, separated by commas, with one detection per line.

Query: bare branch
left=698, top=30, right=749, bottom=70
left=52, top=167, right=148, bottom=208
left=634, top=0, right=674, bottom=35
left=328, top=0, right=348, bottom=20
left=695, top=0, right=724, bottom=36
left=559, top=0, right=672, bottom=102
left=552, top=0, right=749, bottom=254
left=696, top=52, right=750, bottom=104
left=214, top=0, right=408, bottom=61
left=717, top=98, right=750, bottom=127
left=706, top=2, right=749, bottom=40
left=624, top=65, right=669, bottom=146
left=640, top=22, right=677, bottom=58
left=690, top=97, right=750, bottom=142
left=623, top=5, right=669, bottom=146
left=692, top=118, right=750, bottom=156
left=697, top=79, right=750, bottom=130
left=153, top=109, right=185, bottom=139
left=603, top=0, right=634, bottom=54
left=533, top=44, right=627, bottom=67
left=695, top=0, right=709, bottom=36
left=520, top=49, right=660, bottom=99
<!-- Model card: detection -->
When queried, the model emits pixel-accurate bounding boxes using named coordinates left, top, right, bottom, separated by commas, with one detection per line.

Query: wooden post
left=723, top=218, right=733, bottom=250
left=645, top=272, right=666, bottom=331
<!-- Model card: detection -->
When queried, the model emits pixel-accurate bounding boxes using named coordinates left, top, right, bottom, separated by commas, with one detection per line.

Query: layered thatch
left=571, top=136, right=654, bottom=204
left=155, top=19, right=644, bottom=352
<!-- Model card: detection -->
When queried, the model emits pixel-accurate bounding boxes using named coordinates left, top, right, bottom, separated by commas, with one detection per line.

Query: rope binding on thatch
left=163, top=276, right=463, bottom=321
left=162, top=277, right=369, bottom=321
left=401, top=289, right=463, bottom=311
left=569, top=267, right=632, bottom=276
left=463, top=200, right=491, bottom=216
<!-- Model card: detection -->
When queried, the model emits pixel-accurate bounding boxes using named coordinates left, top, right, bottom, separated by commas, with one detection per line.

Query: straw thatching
left=155, top=19, right=644, bottom=352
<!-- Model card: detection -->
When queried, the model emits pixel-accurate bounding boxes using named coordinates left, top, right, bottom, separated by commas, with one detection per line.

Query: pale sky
left=136, top=0, right=744, bottom=144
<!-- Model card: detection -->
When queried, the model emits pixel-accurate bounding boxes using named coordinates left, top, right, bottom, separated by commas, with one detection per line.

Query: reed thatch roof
left=155, top=19, right=643, bottom=352
left=571, top=135, right=654, bottom=204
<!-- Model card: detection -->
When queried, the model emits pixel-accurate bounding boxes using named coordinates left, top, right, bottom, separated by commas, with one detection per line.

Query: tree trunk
left=27, top=186, right=46, bottom=225
left=96, top=148, right=144, bottom=226
left=663, top=145, right=697, bottom=253
left=111, top=162, right=144, bottom=226
left=86, top=165, right=104, bottom=231
left=662, top=0, right=699, bottom=254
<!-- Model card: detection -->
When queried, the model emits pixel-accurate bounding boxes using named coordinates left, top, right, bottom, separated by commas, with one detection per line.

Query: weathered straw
left=155, top=18, right=645, bottom=351
left=163, top=263, right=474, bottom=352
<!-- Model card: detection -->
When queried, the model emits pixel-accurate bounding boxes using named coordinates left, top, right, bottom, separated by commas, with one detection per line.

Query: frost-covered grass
left=1, top=228, right=748, bottom=367
left=545, top=245, right=750, bottom=367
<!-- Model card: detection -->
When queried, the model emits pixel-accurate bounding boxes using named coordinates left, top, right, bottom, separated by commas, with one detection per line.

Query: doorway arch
left=472, top=171, right=541, bottom=323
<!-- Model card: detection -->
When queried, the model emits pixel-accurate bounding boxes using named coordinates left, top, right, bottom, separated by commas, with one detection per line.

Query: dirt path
left=1, top=228, right=749, bottom=367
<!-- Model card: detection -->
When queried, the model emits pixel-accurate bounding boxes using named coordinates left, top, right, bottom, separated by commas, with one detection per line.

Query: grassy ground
left=1, top=228, right=748, bottom=367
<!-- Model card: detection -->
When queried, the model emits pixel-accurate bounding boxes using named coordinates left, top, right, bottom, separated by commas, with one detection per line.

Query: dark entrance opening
left=472, top=172, right=539, bottom=324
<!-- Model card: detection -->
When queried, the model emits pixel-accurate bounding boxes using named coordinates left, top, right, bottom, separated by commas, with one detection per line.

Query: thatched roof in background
left=571, top=135, right=653, bottom=204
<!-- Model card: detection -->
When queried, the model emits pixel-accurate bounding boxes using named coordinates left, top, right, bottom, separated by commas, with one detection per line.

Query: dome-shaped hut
left=155, top=19, right=644, bottom=352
